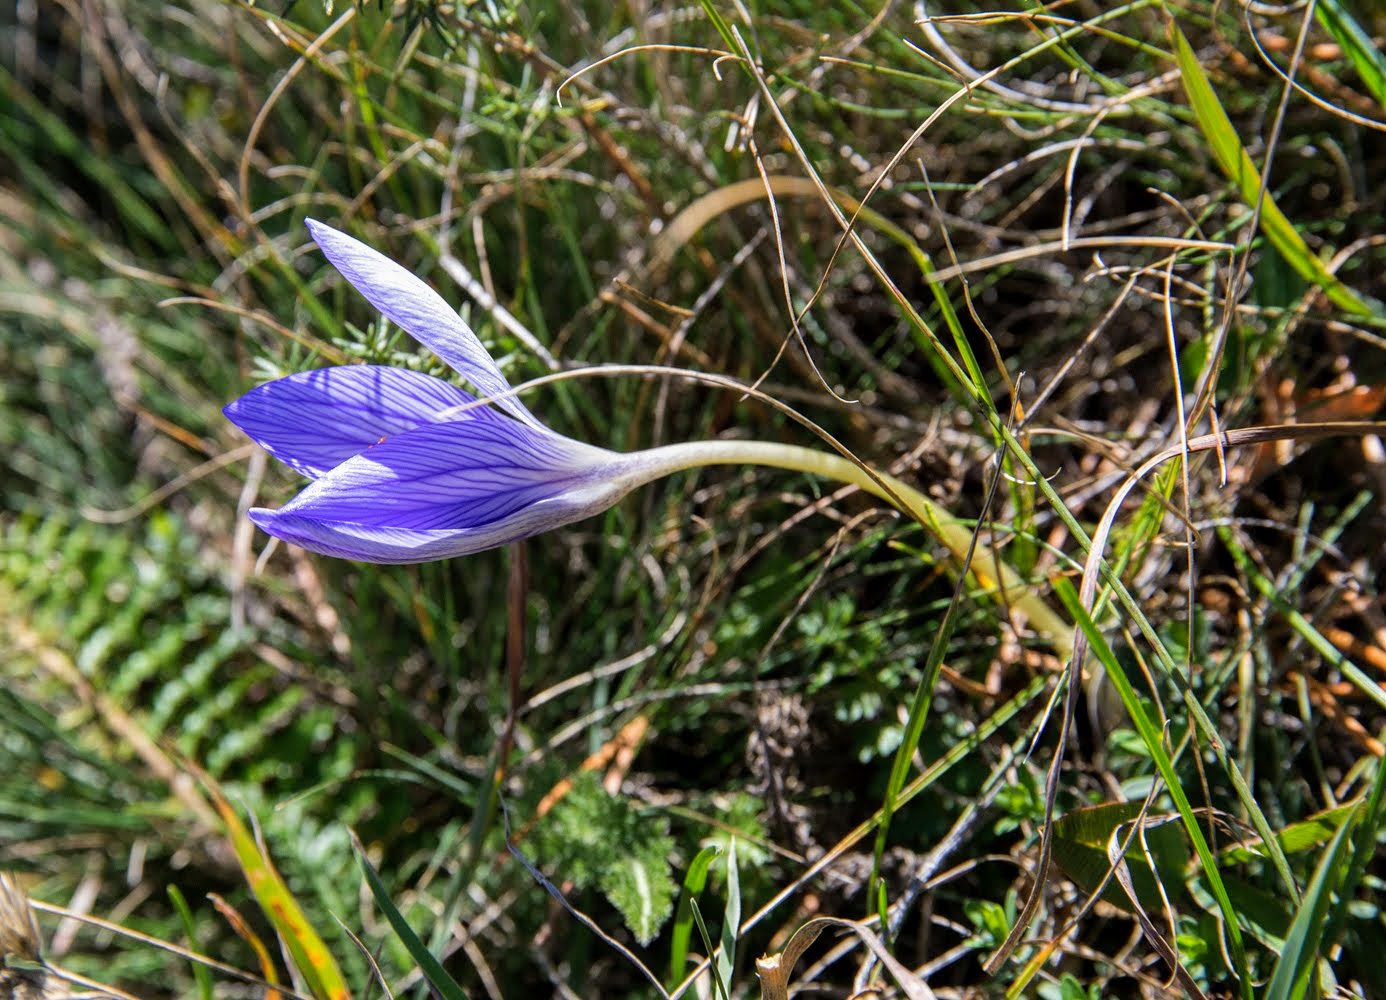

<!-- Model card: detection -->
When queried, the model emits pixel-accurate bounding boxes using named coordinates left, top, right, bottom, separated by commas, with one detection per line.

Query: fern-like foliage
left=534, top=771, right=678, bottom=946
left=0, top=506, right=371, bottom=988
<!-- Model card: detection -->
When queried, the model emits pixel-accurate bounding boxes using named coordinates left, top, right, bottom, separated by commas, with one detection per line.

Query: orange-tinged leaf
left=208, top=893, right=282, bottom=1000
left=208, top=787, right=350, bottom=1000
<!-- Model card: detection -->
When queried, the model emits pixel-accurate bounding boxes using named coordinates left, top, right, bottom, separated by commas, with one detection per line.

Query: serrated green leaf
left=603, top=848, right=677, bottom=947
left=536, top=771, right=677, bottom=944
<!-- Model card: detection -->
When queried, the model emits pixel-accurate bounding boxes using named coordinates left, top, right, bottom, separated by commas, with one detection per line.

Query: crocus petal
left=248, top=510, right=478, bottom=563
left=223, top=366, right=490, bottom=479
left=249, top=474, right=624, bottom=563
left=248, top=419, right=640, bottom=563
left=270, top=417, right=635, bottom=534
left=305, top=219, right=538, bottom=426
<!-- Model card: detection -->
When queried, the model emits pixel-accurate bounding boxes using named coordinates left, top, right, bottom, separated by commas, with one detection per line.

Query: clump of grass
left=2, top=1, right=1384, bottom=998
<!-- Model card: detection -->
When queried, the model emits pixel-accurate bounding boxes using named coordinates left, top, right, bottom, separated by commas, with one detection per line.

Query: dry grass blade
left=0, top=874, right=58, bottom=1000
left=207, top=893, right=283, bottom=1000
left=26, top=898, right=310, bottom=998
left=0, top=875, right=42, bottom=965
left=755, top=917, right=936, bottom=1000
left=1104, top=815, right=1207, bottom=1000
left=203, top=782, right=350, bottom=1000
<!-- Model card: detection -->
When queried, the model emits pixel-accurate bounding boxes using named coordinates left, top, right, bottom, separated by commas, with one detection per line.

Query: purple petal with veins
left=224, top=222, right=669, bottom=563
left=306, top=219, right=538, bottom=426
left=246, top=419, right=643, bottom=563
left=223, top=365, right=487, bottom=479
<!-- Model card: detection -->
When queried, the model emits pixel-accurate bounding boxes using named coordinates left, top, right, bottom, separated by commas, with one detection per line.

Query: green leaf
left=1322, top=749, right=1386, bottom=966
left=1052, top=801, right=1190, bottom=912
left=1265, top=809, right=1358, bottom=1000
left=716, top=838, right=740, bottom=995
left=1220, top=802, right=1360, bottom=864
left=964, top=899, right=1012, bottom=949
left=1213, top=876, right=1293, bottom=951
left=1170, top=21, right=1378, bottom=317
left=669, top=845, right=720, bottom=986
left=603, top=845, right=678, bottom=947
left=351, top=831, right=472, bottom=1000
left=1315, top=0, right=1386, bottom=110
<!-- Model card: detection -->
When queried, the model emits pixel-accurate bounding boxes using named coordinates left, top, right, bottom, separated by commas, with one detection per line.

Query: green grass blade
left=1053, top=578, right=1252, bottom=999
left=380, top=743, right=475, bottom=802
left=869, top=538, right=969, bottom=893
left=695, top=1, right=739, bottom=63
left=688, top=898, right=728, bottom=1000
left=1218, top=525, right=1386, bottom=712
left=1315, top=0, right=1386, bottom=109
left=351, top=831, right=472, bottom=1000
left=1170, top=21, right=1377, bottom=317
left=1322, top=753, right=1386, bottom=961
left=669, top=845, right=720, bottom=988
left=1263, top=809, right=1356, bottom=1000
left=167, top=885, right=214, bottom=1000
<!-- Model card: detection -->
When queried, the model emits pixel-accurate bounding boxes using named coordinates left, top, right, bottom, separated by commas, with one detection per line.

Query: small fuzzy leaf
left=536, top=772, right=677, bottom=945
left=603, top=849, right=678, bottom=947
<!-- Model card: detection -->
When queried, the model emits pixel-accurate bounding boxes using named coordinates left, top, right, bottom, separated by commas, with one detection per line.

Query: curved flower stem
left=631, top=439, right=1072, bottom=649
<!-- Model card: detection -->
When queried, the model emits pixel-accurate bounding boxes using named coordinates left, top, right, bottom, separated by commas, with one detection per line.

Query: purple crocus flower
left=221, top=223, right=1077, bottom=649
left=225, top=221, right=650, bottom=563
